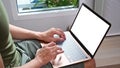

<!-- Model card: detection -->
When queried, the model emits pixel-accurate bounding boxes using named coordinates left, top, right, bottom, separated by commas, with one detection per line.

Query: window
left=17, top=0, right=79, bottom=13
left=10, top=0, right=80, bottom=20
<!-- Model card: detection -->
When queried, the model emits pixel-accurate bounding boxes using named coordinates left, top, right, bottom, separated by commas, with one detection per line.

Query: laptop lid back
left=70, top=3, right=111, bottom=58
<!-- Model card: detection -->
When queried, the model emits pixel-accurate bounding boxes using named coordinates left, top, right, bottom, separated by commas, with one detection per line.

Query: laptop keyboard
left=57, top=32, right=87, bottom=62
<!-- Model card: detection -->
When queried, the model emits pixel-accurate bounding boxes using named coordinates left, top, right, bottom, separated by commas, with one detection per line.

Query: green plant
left=47, top=0, right=78, bottom=8
left=33, top=0, right=78, bottom=8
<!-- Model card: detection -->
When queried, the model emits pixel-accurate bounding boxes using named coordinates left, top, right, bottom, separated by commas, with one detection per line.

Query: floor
left=97, top=64, right=120, bottom=68
left=95, top=35, right=120, bottom=67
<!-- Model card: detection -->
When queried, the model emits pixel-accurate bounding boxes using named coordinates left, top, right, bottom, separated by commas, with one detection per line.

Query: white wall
left=103, top=0, right=120, bottom=35
left=95, top=0, right=120, bottom=36
left=2, top=0, right=94, bottom=32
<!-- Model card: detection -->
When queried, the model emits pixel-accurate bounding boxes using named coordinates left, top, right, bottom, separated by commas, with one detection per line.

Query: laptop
left=52, top=3, right=111, bottom=68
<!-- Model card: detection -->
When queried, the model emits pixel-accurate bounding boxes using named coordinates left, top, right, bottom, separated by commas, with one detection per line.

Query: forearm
left=16, top=58, right=43, bottom=68
left=9, top=24, right=42, bottom=40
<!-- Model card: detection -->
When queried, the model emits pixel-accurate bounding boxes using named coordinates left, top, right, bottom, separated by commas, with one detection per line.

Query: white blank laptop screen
left=71, top=5, right=109, bottom=55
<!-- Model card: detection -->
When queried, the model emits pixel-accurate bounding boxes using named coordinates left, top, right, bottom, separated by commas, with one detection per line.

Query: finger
left=56, top=28, right=66, bottom=40
left=57, top=49, right=64, bottom=54
left=51, top=28, right=65, bottom=40
left=42, top=42, right=55, bottom=48
left=53, top=35, right=63, bottom=42
left=52, top=46, right=62, bottom=50
left=52, top=46, right=63, bottom=54
left=53, top=34, right=65, bottom=43
left=46, top=42, right=56, bottom=47
left=36, top=49, right=41, bottom=55
left=50, top=28, right=65, bottom=38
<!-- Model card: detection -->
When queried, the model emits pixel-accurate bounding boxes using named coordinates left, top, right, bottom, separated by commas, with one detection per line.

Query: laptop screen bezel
left=69, top=3, right=111, bottom=58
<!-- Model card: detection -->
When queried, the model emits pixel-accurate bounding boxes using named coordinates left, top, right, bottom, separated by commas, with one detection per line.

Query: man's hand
left=35, top=42, right=64, bottom=66
left=36, top=28, right=66, bottom=43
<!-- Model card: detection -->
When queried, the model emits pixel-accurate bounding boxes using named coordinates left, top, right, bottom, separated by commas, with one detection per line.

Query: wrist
left=34, top=32, right=45, bottom=41
left=32, top=58, right=43, bottom=68
left=34, top=56, right=44, bottom=67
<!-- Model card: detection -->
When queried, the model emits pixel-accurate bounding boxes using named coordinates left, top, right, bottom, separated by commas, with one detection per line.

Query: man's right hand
left=35, top=42, right=64, bottom=67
